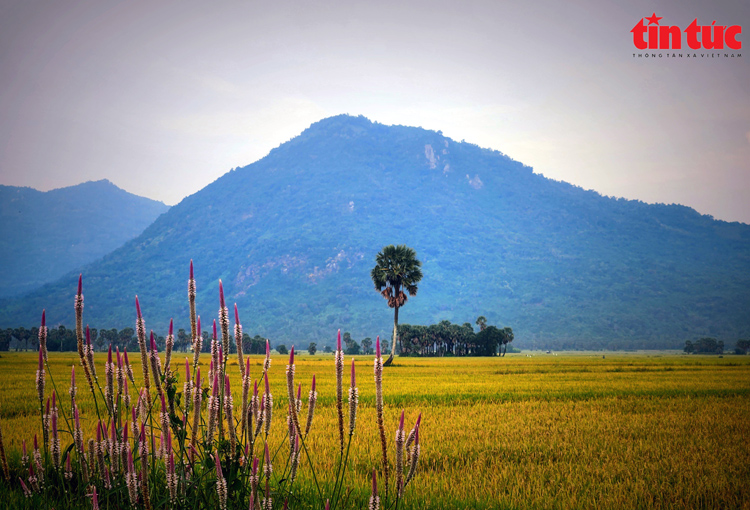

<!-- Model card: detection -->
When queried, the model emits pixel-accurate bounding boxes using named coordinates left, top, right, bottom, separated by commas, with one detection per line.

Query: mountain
left=0, top=180, right=169, bottom=298
left=1, top=116, right=748, bottom=349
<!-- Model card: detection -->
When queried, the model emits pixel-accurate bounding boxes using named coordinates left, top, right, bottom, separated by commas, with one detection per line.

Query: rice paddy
left=1, top=351, right=749, bottom=509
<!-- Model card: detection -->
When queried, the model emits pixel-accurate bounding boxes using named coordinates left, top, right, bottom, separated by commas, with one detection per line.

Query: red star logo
left=645, top=13, right=662, bottom=25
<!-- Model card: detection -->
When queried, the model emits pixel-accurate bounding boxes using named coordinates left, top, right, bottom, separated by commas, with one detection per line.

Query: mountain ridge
left=2, top=115, right=748, bottom=349
left=0, top=179, right=169, bottom=298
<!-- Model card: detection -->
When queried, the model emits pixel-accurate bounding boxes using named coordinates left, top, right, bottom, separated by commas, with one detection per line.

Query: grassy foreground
left=1, top=351, right=749, bottom=509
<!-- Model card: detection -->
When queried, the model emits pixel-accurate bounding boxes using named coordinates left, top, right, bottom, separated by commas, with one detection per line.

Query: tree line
left=684, top=337, right=750, bottom=355
left=397, top=317, right=514, bottom=357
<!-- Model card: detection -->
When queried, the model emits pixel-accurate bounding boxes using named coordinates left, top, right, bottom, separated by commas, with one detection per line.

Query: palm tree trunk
left=384, top=306, right=399, bottom=366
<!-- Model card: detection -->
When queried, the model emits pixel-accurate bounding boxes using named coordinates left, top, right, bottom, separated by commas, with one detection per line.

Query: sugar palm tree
left=371, top=244, right=423, bottom=366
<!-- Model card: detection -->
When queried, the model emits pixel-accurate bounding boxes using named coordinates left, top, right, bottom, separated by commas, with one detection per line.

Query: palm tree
left=371, top=244, right=423, bottom=366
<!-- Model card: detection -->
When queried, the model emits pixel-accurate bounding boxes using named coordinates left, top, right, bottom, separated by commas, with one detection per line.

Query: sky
left=1, top=0, right=748, bottom=222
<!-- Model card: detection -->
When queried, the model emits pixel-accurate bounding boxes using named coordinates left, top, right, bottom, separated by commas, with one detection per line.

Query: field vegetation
left=1, top=351, right=749, bottom=509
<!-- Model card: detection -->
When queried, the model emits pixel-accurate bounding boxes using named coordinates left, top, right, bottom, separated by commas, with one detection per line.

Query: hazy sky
left=1, top=0, right=748, bottom=222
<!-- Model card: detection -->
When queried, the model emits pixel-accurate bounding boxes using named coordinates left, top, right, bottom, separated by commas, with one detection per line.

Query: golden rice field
left=1, top=351, right=750, bottom=509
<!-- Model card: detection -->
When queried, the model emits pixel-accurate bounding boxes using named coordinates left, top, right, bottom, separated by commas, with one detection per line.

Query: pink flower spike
left=108, top=344, right=112, bottom=364
left=75, top=407, right=81, bottom=428
left=244, top=442, right=249, bottom=458
left=135, top=295, right=141, bottom=319
left=337, top=329, right=341, bottom=351
left=399, top=410, right=405, bottom=431
left=132, top=407, right=136, bottom=424
left=197, top=316, right=202, bottom=336
left=219, top=280, right=225, bottom=308
left=140, top=423, right=146, bottom=443
left=185, top=358, right=190, bottom=381
left=212, top=320, right=217, bottom=340
left=117, top=347, right=121, bottom=368
left=38, top=346, right=43, bottom=371
left=161, top=391, right=167, bottom=412
left=325, top=500, right=330, bottom=510
left=45, top=398, right=49, bottom=418
left=416, top=412, right=422, bottom=428
left=212, top=374, right=219, bottom=397
left=234, top=304, right=240, bottom=326
left=376, top=336, right=381, bottom=357
left=253, top=379, right=258, bottom=398
left=91, top=487, right=99, bottom=510
left=297, top=383, right=301, bottom=400
left=252, top=457, right=259, bottom=476
left=123, top=348, right=129, bottom=366
left=41, top=309, right=45, bottom=328
left=34, top=435, right=38, bottom=450
left=225, top=374, right=231, bottom=395
left=264, top=442, right=270, bottom=464
left=96, top=421, right=102, bottom=442
left=71, top=365, right=75, bottom=388
left=52, top=390, right=56, bottom=409
left=289, top=345, right=295, bottom=365
left=415, top=423, right=420, bottom=445
left=150, top=331, right=157, bottom=352
left=195, top=367, right=201, bottom=386
left=265, top=371, right=270, bottom=395
left=372, top=469, right=378, bottom=496
left=111, top=420, right=116, bottom=442
left=219, top=346, right=223, bottom=361
left=66, top=452, right=71, bottom=471
left=245, top=357, right=250, bottom=375
left=169, top=318, right=173, bottom=336
left=86, top=325, right=91, bottom=346
left=77, top=274, right=82, bottom=296
left=265, top=339, right=270, bottom=357
left=123, top=424, right=128, bottom=443
left=189, top=259, right=194, bottom=280
left=167, top=430, right=172, bottom=452
left=311, top=374, right=316, bottom=392
left=351, top=359, right=356, bottom=387
left=215, top=451, right=223, bottom=477
left=210, top=359, right=214, bottom=374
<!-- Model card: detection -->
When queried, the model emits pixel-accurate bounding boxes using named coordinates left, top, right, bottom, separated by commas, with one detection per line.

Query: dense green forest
left=1, top=115, right=748, bottom=350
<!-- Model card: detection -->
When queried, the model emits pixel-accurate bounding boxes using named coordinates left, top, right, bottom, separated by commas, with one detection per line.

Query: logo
left=631, top=13, right=742, bottom=50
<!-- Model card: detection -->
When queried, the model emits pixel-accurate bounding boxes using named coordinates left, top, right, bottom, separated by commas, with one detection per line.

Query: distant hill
left=0, top=180, right=169, bottom=297
left=1, top=116, right=748, bottom=350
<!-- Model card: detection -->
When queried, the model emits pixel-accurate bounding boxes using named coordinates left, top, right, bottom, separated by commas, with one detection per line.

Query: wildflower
left=210, top=320, right=219, bottom=385
left=183, top=358, right=192, bottom=420
left=241, top=357, right=251, bottom=442
left=349, top=359, right=359, bottom=436
left=39, top=309, right=48, bottom=362
left=224, top=375, right=237, bottom=455
left=105, top=344, right=115, bottom=417
left=395, top=411, right=406, bottom=496
left=85, top=325, right=96, bottom=381
left=36, top=346, right=45, bottom=405
left=190, top=368, right=202, bottom=463
left=150, top=331, right=164, bottom=401
left=369, top=470, right=380, bottom=510
left=51, top=393, right=60, bottom=469
left=189, top=260, right=199, bottom=371
left=264, top=370, right=273, bottom=437
left=263, top=339, right=271, bottom=372
left=215, top=451, right=228, bottom=510
left=262, top=443, right=273, bottom=510
left=125, top=446, right=138, bottom=506
left=305, top=375, right=317, bottom=437
left=135, top=296, right=151, bottom=403
left=139, top=423, right=152, bottom=510
left=33, top=435, right=43, bottom=487
left=96, top=421, right=107, bottom=479
left=374, top=336, right=389, bottom=497
left=335, top=329, right=344, bottom=453
left=249, top=457, right=259, bottom=510
left=207, top=374, right=219, bottom=447
left=218, top=280, right=230, bottom=363
left=235, top=304, right=245, bottom=378
left=74, top=405, right=84, bottom=455
left=405, top=424, right=420, bottom=489
left=19, top=477, right=32, bottom=497
left=167, top=448, right=177, bottom=504
left=165, top=318, right=174, bottom=372
left=123, top=347, right=135, bottom=385
left=405, top=413, right=422, bottom=465
left=289, top=434, right=301, bottom=484
left=160, top=391, right=170, bottom=457
left=286, top=346, right=301, bottom=439
left=65, top=453, right=73, bottom=481
left=91, top=485, right=100, bottom=510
